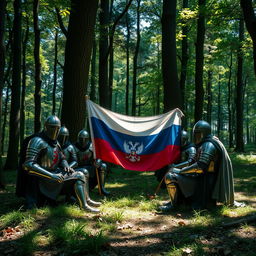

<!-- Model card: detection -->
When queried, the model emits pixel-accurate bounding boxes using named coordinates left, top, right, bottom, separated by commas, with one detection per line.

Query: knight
left=73, top=129, right=110, bottom=196
left=159, top=120, right=234, bottom=211
left=21, top=115, right=100, bottom=212
left=58, top=126, right=101, bottom=208
left=154, top=130, right=196, bottom=189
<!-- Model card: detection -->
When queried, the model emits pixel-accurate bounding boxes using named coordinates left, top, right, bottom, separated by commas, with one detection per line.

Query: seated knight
left=22, top=115, right=100, bottom=212
left=57, top=126, right=101, bottom=210
left=154, top=130, right=196, bottom=188
left=73, top=129, right=110, bottom=196
left=159, top=120, right=234, bottom=211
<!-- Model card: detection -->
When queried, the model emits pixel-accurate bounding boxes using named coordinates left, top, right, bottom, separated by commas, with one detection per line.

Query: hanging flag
left=86, top=99, right=183, bottom=171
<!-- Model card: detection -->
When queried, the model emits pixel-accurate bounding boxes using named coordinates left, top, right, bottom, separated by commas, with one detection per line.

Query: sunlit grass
left=49, top=204, right=85, bottom=218
left=190, top=209, right=221, bottom=226
left=0, top=211, right=29, bottom=229
left=220, top=205, right=256, bottom=218
left=165, top=242, right=205, bottom=256
left=234, top=153, right=256, bottom=164
left=50, top=220, right=107, bottom=254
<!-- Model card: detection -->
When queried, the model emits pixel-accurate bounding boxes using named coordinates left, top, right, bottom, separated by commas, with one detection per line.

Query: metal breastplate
left=27, top=137, right=62, bottom=170
left=75, top=146, right=92, bottom=166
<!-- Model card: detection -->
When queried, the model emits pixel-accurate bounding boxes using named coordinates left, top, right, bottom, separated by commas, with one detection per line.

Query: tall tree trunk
left=99, top=0, right=110, bottom=108
left=217, top=74, right=221, bottom=138
left=61, top=0, right=99, bottom=141
left=125, top=5, right=130, bottom=115
left=132, top=0, right=141, bottom=116
left=194, top=0, right=206, bottom=122
left=109, top=46, right=113, bottom=109
left=52, top=29, right=58, bottom=114
left=33, top=0, right=41, bottom=132
left=89, top=35, right=97, bottom=102
left=240, top=0, right=256, bottom=77
left=246, top=92, right=250, bottom=144
left=156, top=41, right=161, bottom=115
left=1, top=45, right=12, bottom=155
left=2, top=83, right=10, bottom=155
left=0, top=0, right=6, bottom=187
left=108, top=0, right=114, bottom=109
left=206, top=70, right=212, bottom=125
left=227, top=51, right=234, bottom=148
left=20, top=15, right=29, bottom=146
left=4, top=0, right=22, bottom=170
left=235, top=18, right=244, bottom=152
left=162, top=0, right=182, bottom=112
left=180, top=0, right=189, bottom=115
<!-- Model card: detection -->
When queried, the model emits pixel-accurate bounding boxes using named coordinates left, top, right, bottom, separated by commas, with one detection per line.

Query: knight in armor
left=154, top=130, right=196, bottom=188
left=73, top=129, right=110, bottom=196
left=159, top=120, right=234, bottom=212
left=57, top=126, right=101, bottom=208
left=21, top=115, right=100, bottom=212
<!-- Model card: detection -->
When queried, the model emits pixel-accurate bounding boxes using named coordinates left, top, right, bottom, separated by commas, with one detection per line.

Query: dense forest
left=0, top=0, right=256, bottom=187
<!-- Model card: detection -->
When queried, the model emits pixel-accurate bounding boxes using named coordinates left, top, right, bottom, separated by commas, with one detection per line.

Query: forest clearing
left=1, top=0, right=256, bottom=255
left=1, top=150, right=256, bottom=256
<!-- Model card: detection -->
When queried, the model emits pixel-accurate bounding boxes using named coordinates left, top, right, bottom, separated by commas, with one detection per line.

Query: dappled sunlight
left=231, top=225, right=256, bottom=239
left=234, top=153, right=256, bottom=164
left=106, top=182, right=127, bottom=188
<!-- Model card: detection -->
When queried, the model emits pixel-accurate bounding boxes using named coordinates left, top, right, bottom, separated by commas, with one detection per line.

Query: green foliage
left=50, top=220, right=107, bottom=255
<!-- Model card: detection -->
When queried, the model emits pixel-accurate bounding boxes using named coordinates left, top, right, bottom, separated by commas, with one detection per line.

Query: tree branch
left=55, top=7, right=68, bottom=37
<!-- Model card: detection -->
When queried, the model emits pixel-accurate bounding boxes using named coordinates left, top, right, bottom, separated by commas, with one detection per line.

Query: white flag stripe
left=87, top=100, right=183, bottom=136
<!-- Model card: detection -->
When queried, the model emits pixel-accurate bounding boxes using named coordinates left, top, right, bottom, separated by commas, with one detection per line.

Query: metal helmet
left=193, top=120, right=211, bottom=144
left=58, top=126, right=69, bottom=146
left=181, top=130, right=189, bottom=146
left=44, top=115, right=61, bottom=140
left=77, top=129, right=89, bottom=148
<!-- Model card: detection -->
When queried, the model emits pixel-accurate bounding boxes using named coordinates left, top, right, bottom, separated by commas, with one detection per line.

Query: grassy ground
left=0, top=149, right=256, bottom=256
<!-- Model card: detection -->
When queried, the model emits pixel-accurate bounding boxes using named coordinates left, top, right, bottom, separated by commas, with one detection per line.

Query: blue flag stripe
left=91, top=117, right=181, bottom=154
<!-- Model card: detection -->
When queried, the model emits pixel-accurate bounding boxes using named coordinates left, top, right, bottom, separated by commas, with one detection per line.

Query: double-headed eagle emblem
left=123, top=141, right=144, bottom=162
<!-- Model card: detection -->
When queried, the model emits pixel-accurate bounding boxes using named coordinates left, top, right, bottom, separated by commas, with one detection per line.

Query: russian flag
left=87, top=100, right=183, bottom=171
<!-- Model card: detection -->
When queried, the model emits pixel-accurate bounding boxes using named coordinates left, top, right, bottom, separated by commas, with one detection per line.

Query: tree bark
left=99, top=0, right=110, bottom=108
left=0, top=0, right=6, bottom=187
left=206, top=70, right=212, bottom=125
left=180, top=0, right=189, bottom=115
left=194, top=0, right=206, bottom=122
left=162, top=0, right=182, bottom=112
left=132, top=0, right=141, bottom=116
left=125, top=4, right=130, bottom=115
left=235, top=18, right=244, bottom=152
left=33, top=0, right=41, bottom=133
left=20, top=14, right=29, bottom=147
left=217, top=74, right=221, bottom=138
left=4, top=0, right=22, bottom=170
left=52, top=29, right=58, bottom=115
left=240, top=0, right=256, bottom=77
left=227, top=51, right=234, bottom=148
left=89, top=35, right=97, bottom=102
left=61, top=0, right=99, bottom=141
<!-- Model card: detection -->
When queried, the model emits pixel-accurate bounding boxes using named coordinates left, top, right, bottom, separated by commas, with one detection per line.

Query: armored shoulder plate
left=198, top=141, right=218, bottom=165
left=25, top=136, right=48, bottom=161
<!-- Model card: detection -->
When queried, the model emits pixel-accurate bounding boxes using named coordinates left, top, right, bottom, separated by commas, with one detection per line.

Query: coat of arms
left=123, top=141, right=144, bottom=162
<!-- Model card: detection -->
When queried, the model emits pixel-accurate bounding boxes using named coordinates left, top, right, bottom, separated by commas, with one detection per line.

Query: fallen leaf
left=178, top=220, right=186, bottom=226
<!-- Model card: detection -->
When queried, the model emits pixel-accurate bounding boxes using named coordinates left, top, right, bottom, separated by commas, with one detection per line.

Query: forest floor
left=0, top=150, right=256, bottom=256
